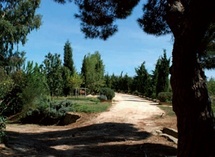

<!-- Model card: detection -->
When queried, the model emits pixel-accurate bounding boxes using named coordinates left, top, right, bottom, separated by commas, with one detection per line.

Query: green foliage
left=0, top=0, right=41, bottom=58
left=1, top=70, right=26, bottom=116
left=81, top=51, right=105, bottom=93
left=72, top=0, right=140, bottom=40
left=21, top=100, right=71, bottom=125
left=0, top=68, right=14, bottom=99
left=200, top=51, right=215, bottom=70
left=133, top=62, right=151, bottom=96
left=207, top=77, right=215, bottom=95
left=68, top=72, right=83, bottom=92
left=138, top=0, right=170, bottom=36
left=61, top=66, right=71, bottom=96
left=20, top=62, right=49, bottom=113
left=200, top=35, right=215, bottom=70
left=153, top=50, right=170, bottom=96
left=3, top=51, right=26, bottom=74
left=100, top=87, right=115, bottom=100
left=21, top=95, right=111, bottom=124
left=158, top=92, right=172, bottom=102
left=72, top=102, right=110, bottom=113
left=63, top=40, right=75, bottom=75
left=114, top=72, right=133, bottom=93
left=208, top=78, right=215, bottom=114
left=61, top=96, right=111, bottom=113
left=1, top=61, right=49, bottom=117
left=42, top=52, right=63, bottom=96
left=69, top=97, right=110, bottom=113
left=98, top=95, right=108, bottom=101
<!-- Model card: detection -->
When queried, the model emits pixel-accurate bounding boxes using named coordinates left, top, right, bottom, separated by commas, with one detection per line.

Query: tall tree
left=0, top=0, right=41, bottom=142
left=55, top=0, right=215, bottom=156
left=61, top=66, right=71, bottom=96
left=21, top=61, right=48, bottom=112
left=134, top=62, right=151, bottom=96
left=0, top=0, right=41, bottom=63
left=63, top=40, right=75, bottom=75
left=154, top=50, right=170, bottom=96
left=104, top=74, right=112, bottom=89
left=42, top=53, right=63, bottom=97
left=81, top=51, right=105, bottom=93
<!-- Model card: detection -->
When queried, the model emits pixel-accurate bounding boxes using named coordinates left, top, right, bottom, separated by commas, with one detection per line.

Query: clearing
left=0, top=93, right=177, bottom=157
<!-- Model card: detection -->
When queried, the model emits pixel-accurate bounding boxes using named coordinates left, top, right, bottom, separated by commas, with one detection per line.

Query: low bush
left=158, top=92, right=172, bottom=102
left=132, top=90, right=140, bottom=96
left=100, top=88, right=115, bottom=100
left=20, top=100, right=72, bottom=125
left=98, top=95, right=107, bottom=101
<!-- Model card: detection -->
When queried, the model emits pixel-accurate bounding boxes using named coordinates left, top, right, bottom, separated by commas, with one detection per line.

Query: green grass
left=72, top=102, right=110, bottom=113
left=53, top=96, right=111, bottom=113
left=158, top=102, right=176, bottom=117
left=159, top=97, right=215, bottom=117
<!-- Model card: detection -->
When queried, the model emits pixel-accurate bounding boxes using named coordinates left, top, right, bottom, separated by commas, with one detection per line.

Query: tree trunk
left=170, top=38, right=215, bottom=157
left=165, top=1, right=215, bottom=156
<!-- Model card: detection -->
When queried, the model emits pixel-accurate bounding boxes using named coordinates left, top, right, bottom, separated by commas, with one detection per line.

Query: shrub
left=132, top=90, right=140, bottom=96
left=20, top=100, right=72, bottom=125
left=100, top=88, right=115, bottom=100
left=157, top=92, right=172, bottom=102
left=98, top=95, right=108, bottom=101
left=2, top=86, right=24, bottom=116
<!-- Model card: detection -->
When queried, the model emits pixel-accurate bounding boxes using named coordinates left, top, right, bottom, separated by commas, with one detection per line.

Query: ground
left=0, top=93, right=177, bottom=157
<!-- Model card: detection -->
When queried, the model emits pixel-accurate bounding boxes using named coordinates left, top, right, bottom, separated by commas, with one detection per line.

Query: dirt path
left=1, top=93, right=177, bottom=157
left=89, top=93, right=164, bottom=132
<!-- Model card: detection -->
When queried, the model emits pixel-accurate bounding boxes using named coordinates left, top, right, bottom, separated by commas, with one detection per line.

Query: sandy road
left=89, top=93, right=164, bottom=132
left=1, top=93, right=175, bottom=157
left=5, top=93, right=164, bottom=133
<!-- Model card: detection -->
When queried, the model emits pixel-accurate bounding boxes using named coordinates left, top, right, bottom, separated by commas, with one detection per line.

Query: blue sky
left=20, top=0, right=214, bottom=78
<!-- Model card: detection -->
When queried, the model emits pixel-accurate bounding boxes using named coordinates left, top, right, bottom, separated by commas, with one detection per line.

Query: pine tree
left=154, top=50, right=170, bottom=96
left=134, top=62, right=151, bottom=96
left=63, top=40, right=75, bottom=75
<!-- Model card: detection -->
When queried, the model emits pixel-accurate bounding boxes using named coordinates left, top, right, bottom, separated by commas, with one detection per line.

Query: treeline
left=1, top=40, right=215, bottom=118
left=1, top=40, right=215, bottom=120
left=0, top=40, right=170, bottom=117
left=104, top=51, right=171, bottom=99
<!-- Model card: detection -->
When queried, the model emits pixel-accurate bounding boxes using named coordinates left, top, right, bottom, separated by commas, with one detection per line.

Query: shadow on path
left=3, top=122, right=177, bottom=157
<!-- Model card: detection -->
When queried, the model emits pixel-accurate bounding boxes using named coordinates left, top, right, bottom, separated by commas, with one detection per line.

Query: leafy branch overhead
left=0, top=1, right=41, bottom=55
left=55, top=0, right=140, bottom=40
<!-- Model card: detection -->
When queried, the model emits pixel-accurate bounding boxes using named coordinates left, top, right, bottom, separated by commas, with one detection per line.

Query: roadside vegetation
left=0, top=42, right=171, bottom=142
left=1, top=1, right=215, bottom=156
left=54, top=96, right=111, bottom=113
left=0, top=38, right=214, bottom=144
left=19, top=96, right=111, bottom=125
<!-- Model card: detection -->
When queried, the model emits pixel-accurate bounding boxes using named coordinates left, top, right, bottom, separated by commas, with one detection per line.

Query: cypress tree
left=63, top=40, right=75, bottom=75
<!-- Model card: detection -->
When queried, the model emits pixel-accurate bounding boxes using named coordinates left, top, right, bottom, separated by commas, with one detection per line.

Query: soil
left=0, top=93, right=177, bottom=157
